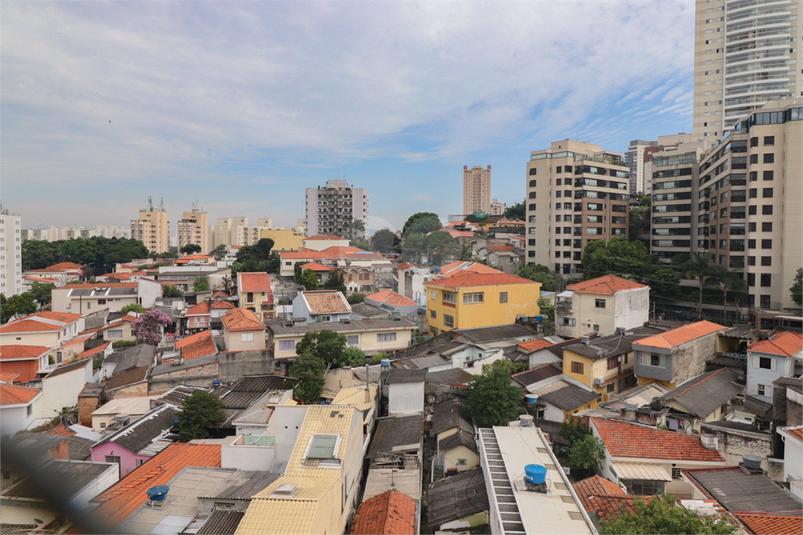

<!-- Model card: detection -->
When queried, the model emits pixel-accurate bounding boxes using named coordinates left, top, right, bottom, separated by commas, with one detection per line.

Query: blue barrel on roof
left=525, top=464, right=547, bottom=485
left=535, top=315, right=544, bottom=322
left=525, top=394, right=539, bottom=405
left=212, top=380, right=222, bottom=388
left=146, top=485, right=170, bottom=502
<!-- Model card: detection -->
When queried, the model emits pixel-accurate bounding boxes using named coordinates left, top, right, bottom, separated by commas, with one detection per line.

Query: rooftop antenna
left=148, top=196, right=153, bottom=211
left=159, top=197, right=165, bottom=211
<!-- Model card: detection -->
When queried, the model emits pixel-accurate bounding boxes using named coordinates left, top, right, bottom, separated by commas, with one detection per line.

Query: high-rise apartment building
left=692, top=0, right=802, bottom=142
left=0, top=208, right=22, bottom=296
left=525, top=140, right=630, bottom=276
left=305, top=180, right=369, bottom=237
left=653, top=98, right=802, bottom=310
left=463, top=165, right=491, bottom=215
left=489, top=198, right=506, bottom=216
left=177, top=208, right=208, bottom=252
left=131, top=198, right=169, bottom=253
left=625, top=140, right=658, bottom=195
left=207, top=217, right=275, bottom=251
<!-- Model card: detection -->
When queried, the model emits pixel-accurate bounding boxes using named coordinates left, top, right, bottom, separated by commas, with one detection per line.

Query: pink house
left=90, top=404, right=178, bottom=478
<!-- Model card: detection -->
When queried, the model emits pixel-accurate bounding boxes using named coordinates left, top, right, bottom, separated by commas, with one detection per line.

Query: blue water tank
left=212, top=380, right=222, bottom=388
left=525, top=464, right=547, bottom=485
left=534, top=315, right=544, bottom=322
left=525, top=394, right=539, bottom=405
left=146, top=485, right=170, bottom=502
left=380, top=358, right=390, bottom=368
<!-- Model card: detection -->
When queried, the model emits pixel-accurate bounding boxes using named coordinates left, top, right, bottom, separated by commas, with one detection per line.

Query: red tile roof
left=0, top=319, right=63, bottom=333
left=24, top=277, right=59, bottom=283
left=485, top=245, right=516, bottom=252
left=567, top=275, right=647, bottom=295
left=350, top=489, right=417, bottom=535
left=0, top=345, right=52, bottom=360
left=365, top=290, right=418, bottom=308
left=429, top=272, right=535, bottom=289
left=783, top=427, right=803, bottom=441
left=174, top=254, right=213, bottom=264
left=439, top=261, right=503, bottom=275
left=47, top=262, right=84, bottom=270
left=305, top=234, right=344, bottom=240
left=176, top=330, right=217, bottom=360
left=0, top=383, right=41, bottom=405
left=62, top=334, right=93, bottom=347
left=212, top=291, right=230, bottom=298
left=440, top=229, right=474, bottom=239
left=281, top=246, right=384, bottom=260
left=210, top=301, right=235, bottom=310
left=30, top=311, right=83, bottom=323
left=0, top=372, right=20, bottom=383
left=221, top=308, right=265, bottom=332
left=733, top=513, right=803, bottom=535
left=573, top=475, right=626, bottom=513
left=59, top=282, right=138, bottom=289
left=90, top=443, right=222, bottom=527
left=748, top=332, right=803, bottom=357
left=591, top=418, right=724, bottom=461
left=76, top=342, right=111, bottom=360
left=395, top=262, right=419, bottom=270
left=186, top=302, right=211, bottom=316
left=517, top=339, right=556, bottom=353
left=298, top=262, right=335, bottom=272
left=238, top=272, right=272, bottom=293
left=303, top=290, right=351, bottom=315
left=45, top=423, right=78, bottom=436
left=634, top=321, right=725, bottom=349
left=586, top=495, right=657, bottom=522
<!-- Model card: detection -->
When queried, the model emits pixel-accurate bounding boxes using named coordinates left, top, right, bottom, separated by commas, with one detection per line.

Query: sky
left=2, top=1, right=696, bottom=235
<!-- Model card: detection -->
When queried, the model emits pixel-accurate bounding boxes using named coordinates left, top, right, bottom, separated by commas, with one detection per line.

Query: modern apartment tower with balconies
left=177, top=208, right=208, bottom=252
left=131, top=197, right=169, bottom=254
left=692, top=0, right=801, bottom=142
left=525, top=140, right=630, bottom=277
left=305, top=180, right=369, bottom=237
left=463, top=165, right=491, bottom=215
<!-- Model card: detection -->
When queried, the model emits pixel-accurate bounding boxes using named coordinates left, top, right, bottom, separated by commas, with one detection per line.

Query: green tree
left=791, top=268, right=802, bottom=307
left=180, top=243, right=202, bottom=255
left=323, top=272, right=347, bottom=296
left=568, top=434, right=605, bottom=476
left=600, top=496, right=735, bottom=535
left=465, top=213, right=488, bottom=224
left=559, top=416, right=591, bottom=445
left=176, top=390, right=226, bottom=442
left=709, top=265, right=748, bottom=321
left=582, top=236, right=652, bottom=280
left=120, top=303, right=146, bottom=315
left=371, top=352, right=389, bottom=362
left=163, top=285, right=184, bottom=298
left=231, top=239, right=280, bottom=276
left=466, top=360, right=524, bottom=427
left=290, top=352, right=326, bottom=404
left=515, top=264, right=559, bottom=292
left=347, top=293, right=365, bottom=304
left=371, top=229, right=399, bottom=254
left=30, top=282, right=57, bottom=309
left=402, top=212, right=441, bottom=237
left=504, top=201, right=525, bottom=221
left=400, top=232, right=426, bottom=262
left=341, top=217, right=366, bottom=242
left=336, top=346, right=366, bottom=368
left=0, top=292, right=37, bottom=323
left=193, top=275, right=209, bottom=292
left=425, top=231, right=459, bottom=265
left=650, top=267, right=681, bottom=299
left=296, top=330, right=347, bottom=366
left=299, top=269, right=319, bottom=291
left=537, top=297, right=555, bottom=336
left=682, top=252, right=715, bottom=321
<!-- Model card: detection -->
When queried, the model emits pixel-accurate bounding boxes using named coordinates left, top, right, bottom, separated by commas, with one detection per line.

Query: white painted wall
left=271, top=406, right=308, bottom=466
left=0, top=402, right=37, bottom=437
left=388, top=381, right=425, bottom=415
left=221, top=443, right=276, bottom=471
left=780, top=428, right=803, bottom=501
left=37, top=362, right=94, bottom=418
left=138, top=278, right=162, bottom=309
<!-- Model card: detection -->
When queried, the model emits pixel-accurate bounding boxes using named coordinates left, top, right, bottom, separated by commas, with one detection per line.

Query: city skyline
left=4, top=1, right=696, bottom=233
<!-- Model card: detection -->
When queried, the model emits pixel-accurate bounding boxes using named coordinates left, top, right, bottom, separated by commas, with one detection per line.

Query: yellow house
left=425, top=271, right=540, bottom=334
left=237, top=272, right=276, bottom=322
left=561, top=326, right=664, bottom=401
left=260, top=228, right=305, bottom=251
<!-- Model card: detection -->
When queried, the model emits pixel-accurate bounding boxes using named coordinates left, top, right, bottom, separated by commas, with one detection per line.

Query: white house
left=37, top=358, right=96, bottom=418
left=555, top=275, right=649, bottom=338
left=778, top=425, right=803, bottom=501
left=292, top=290, right=352, bottom=323
left=385, top=368, right=426, bottom=416
left=0, top=383, right=42, bottom=437
left=745, top=332, right=803, bottom=404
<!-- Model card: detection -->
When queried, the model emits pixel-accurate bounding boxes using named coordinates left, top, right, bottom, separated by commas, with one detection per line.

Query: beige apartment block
left=525, top=140, right=630, bottom=277
left=463, top=165, right=491, bottom=215
left=489, top=198, right=506, bottom=216
left=305, top=180, right=369, bottom=238
left=177, top=208, right=208, bottom=252
left=0, top=209, right=22, bottom=296
left=207, top=217, right=274, bottom=250
left=692, top=0, right=802, bottom=143
left=130, top=198, right=169, bottom=253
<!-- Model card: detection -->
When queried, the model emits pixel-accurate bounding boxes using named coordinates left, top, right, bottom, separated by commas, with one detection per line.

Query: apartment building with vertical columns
left=463, top=165, right=491, bottom=215
left=525, top=140, right=630, bottom=277
left=305, top=180, right=368, bottom=237
left=177, top=208, right=208, bottom=252
left=0, top=208, right=22, bottom=296
left=130, top=198, right=169, bottom=253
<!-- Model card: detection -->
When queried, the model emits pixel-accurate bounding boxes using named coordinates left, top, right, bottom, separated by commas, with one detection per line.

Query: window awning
left=613, top=462, right=671, bottom=482
left=556, top=290, right=574, bottom=298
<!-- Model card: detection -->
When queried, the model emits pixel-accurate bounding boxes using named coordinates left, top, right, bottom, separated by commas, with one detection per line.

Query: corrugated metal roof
left=611, top=462, right=671, bottom=482
left=197, top=510, right=245, bottom=535
left=211, top=471, right=283, bottom=500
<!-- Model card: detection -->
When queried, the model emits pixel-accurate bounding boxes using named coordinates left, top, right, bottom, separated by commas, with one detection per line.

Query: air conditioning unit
left=593, top=377, right=604, bottom=387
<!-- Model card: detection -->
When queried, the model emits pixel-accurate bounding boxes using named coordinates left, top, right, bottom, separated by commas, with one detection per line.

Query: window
left=529, top=168, right=537, bottom=176
left=278, top=340, right=295, bottom=351
left=757, top=384, right=767, bottom=396
left=762, top=205, right=773, bottom=215
left=241, top=333, right=254, bottom=342
left=750, top=154, right=758, bottom=164
left=136, top=459, right=147, bottom=467
left=247, top=292, right=254, bottom=303
left=607, top=356, right=620, bottom=370
left=571, top=361, right=584, bottom=375
left=764, top=136, right=774, bottom=146
left=529, top=192, right=537, bottom=199
left=463, top=292, right=484, bottom=304
left=100, top=422, right=106, bottom=428
left=430, top=310, right=436, bottom=319
left=304, top=434, right=341, bottom=466
left=105, top=456, right=121, bottom=464
left=762, top=222, right=772, bottom=232
left=595, top=299, right=606, bottom=309
left=27, top=404, right=33, bottom=417
left=761, top=239, right=772, bottom=249
left=457, top=458, right=467, bottom=466
left=761, top=256, right=771, bottom=266
left=443, top=314, right=454, bottom=328
left=529, top=180, right=537, bottom=187
left=625, top=480, right=665, bottom=496
left=593, top=324, right=599, bottom=332
left=642, top=353, right=665, bottom=368
left=377, top=333, right=397, bottom=342
left=750, top=137, right=759, bottom=147
left=763, top=153, right=774, bottom=164
left=749, top=188, right=757, bottom=198
left=763, top=170, right=774, bottom=180
left=758, top=356, right=773, bottom=370
left=560, top=317, right=576, bottom=326
left=431, top=291, right=437, bottom=300
left=499, top=292, right=508, bottom=304
left=763, top=188, right=773, bottom=198
left=761, top=274, right=771, bottom=287
left=556, top=166, right=562, bottom=173
left=347, top=335, right=359, bottom=346
left=672, top=468, right=683, bottom=479
left=749, top=206, right=757, bottom=215
left=750, top=171, right=758, bottom=181
left=443, top=292, right=455, bottom=304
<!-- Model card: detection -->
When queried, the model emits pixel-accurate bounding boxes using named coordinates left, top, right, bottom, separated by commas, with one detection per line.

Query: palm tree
left=341, top=217, right=365, bottom=242
left=682, top=253, right=714, bottom=321
left=709, top=265, right=748, bottom=325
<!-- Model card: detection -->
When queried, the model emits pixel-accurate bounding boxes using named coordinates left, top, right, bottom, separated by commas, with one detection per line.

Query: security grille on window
left=463, top=292, right=484, bottom=304
left=571, top=361, right=584, bottom=374
left=444, top=315, right=454, bottom=328
left=377, top=333, right=397, bottom=343
left=595, top=299, right=606, bottom=308
left=499, top=292, right=508, bottom=304
left=443, top=292, right=455, bottom=304
left=671, top=468, right=682, bottom=479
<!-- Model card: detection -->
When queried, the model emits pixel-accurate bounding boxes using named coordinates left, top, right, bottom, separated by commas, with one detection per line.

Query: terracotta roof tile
left=573, top=475, right=626, bottom=513
left=592, top=418, right=724, bottom=461
left=441, top=229, right=474, bottom=239
left=238, top=272, right=273, bottom=294
left=298, top=262, right=335, bottom=272
left=59, top=282, right=138, bottom=289
left=62, top=334, right=93, bottom=347
left=634, top=321, right=725, bottom=349
left=0, top=372, right=20, bottom=383
left=305, top=234, right=343, bottom=240
left=517, top=339, right=556, bottom=353
left=395, top=262, right=419, bottom=270
left=76, top=342, right=111, bottom=360
left=221, top=308, right=265, bottom=332
left=428, top=271, right=535, bottom=289
left=439, top=261, right=502, bottom=275
left=733, top=513, right=803, bottom=535
left=365, top=290, right=418, bottom=308
left=211, top=301, right=235, bottom=310
left=0, top=319, right=64, bottom=333
left=0, top=383, right=41, bottom=405
left=350, top=489, right=417, bottom=535
left=30, top=311, right=83, bottom=323
left=0, top=345, right=52, bottom=360
left=176, top=330, right=217, bottom=360
left=587, top=495, right=657, bottom=522
left=186, top=302, right=211, bottom=316
left=24, top=277, right=59, bottom=283
left=748, top=332, right=803, bottom=357
left=47, top=262, right=84, bottom=270
left=281, top=246, right=384, bottom=260
left=45, top=423, right=78, bottom=436
left=566, top=275, right=647, bottom=295
left=212, top=291, right=230, bottom=298
left=302, top=291, right=351, bottom=315
left=90, top=443, right=222, bottom=527
left=486, top=245, right=516, bottom=252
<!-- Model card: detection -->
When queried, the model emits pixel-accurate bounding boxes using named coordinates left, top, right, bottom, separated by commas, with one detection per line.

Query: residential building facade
left=207, top=217, right=273, bottom=250
left=525, top=140, right=630, bottom=276
left=625, top=139, right=658, bottom=195
left=177, top=208, right=208, bottom=252
left=692, top=0, right=802, bottom=142
left=463, top=165, right=491, bottom=215
left=130, top=198, right=169, bottom=253
left=0, top=209, right=22, bottom=296
left=305, top=179, right=369, bottom=237
left=746, top=331, right=803, bottom=403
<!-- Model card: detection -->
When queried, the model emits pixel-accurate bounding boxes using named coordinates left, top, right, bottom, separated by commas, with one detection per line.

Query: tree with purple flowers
left=131, top=310, right=172, bottom=346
